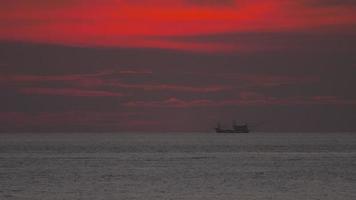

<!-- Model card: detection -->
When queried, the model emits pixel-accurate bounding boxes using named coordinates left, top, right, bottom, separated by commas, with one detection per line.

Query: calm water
left=0, top=132, right=355, bottom=200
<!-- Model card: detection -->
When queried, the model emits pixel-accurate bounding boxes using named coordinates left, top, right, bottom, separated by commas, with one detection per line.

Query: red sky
left=1, top=0, right=355, bottom=51
left=0, top=0, right=356, bottom=132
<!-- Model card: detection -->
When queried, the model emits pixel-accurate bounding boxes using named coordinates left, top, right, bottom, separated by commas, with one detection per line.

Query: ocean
left=0, top=132, right=355, bottom=200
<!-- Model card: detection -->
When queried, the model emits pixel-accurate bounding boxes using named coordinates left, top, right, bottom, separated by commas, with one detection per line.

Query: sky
left=0, top=0, right=356, bottom=132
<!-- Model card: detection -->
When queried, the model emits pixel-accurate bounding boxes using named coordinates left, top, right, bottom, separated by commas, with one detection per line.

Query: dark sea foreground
left=0, top=132, right=355, bottom=200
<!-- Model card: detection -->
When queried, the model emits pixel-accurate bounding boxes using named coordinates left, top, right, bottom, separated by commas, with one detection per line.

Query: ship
left=215, top=120, right=250, bottom=133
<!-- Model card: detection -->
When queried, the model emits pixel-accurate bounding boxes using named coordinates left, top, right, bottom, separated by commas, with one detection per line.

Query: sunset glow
left=0, top=0, right=355, bottom=132
left=1, top=0, right=355, bottom=51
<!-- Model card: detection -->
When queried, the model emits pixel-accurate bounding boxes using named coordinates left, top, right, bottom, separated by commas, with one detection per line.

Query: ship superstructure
left=215, top=121, right=250, bottom=133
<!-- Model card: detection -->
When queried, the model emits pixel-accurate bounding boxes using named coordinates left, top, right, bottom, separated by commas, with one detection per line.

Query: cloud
left=20, top=88, right=124, bottom=97
left=124, top=95, right=356, bottom=108
left=0, top=0, right=113, bottom=9
left=0, top=69, right=152, bottom=88
left=1, top=71, right=231, bottom=94
left=0, top=70, right=324, bottom=101
left=116, top=69, right=153, bottom=75
left=108, top=82, right=230, bottom=92
left=0, top=111, right=144, bottom=128
left=158, top=30, right=356, bottom=53
left=0, top=69, right=150, bottom=84
left=306, top=0, right=356, bottom=7
left=186, top=0, right=236, bottom=7
left=1, top=0, right=355, bottom=52
left=1, top=69, right=340, bottom=112
left=234, top=74, right=319, bottom=87
left=125, top=97, right=214, bottom=108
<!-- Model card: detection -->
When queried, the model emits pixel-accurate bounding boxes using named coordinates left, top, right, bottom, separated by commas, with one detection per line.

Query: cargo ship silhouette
left=215, top=121, right=250, bottom=133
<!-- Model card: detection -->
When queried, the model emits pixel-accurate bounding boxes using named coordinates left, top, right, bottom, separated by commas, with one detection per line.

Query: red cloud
left=0, top=69, right=150, bottom=84
left=124, top=95, right=356, bottom=108
left=125, top=97, right=214, bottom=108
left=109, top=82, right=230, bottom=93
left=1, top=71, right=322, bottom=99
left=200, top=73, right=320, bottom=88
left=20, top=88, right=124, bottom=97
left=1, top=71, right=231, bottom=94
left=0, top=0, right=355, bottom=52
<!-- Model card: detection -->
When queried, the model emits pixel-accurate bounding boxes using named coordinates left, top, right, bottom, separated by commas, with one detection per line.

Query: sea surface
left=0, top=132, right=355, bottom=200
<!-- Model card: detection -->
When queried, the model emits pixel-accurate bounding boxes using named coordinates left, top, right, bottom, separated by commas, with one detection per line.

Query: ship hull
left=215, top=128, right=249, bottom=133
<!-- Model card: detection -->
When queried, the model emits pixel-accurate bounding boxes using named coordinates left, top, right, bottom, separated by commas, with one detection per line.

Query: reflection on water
left=0, top=132, right=355, bottom=200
